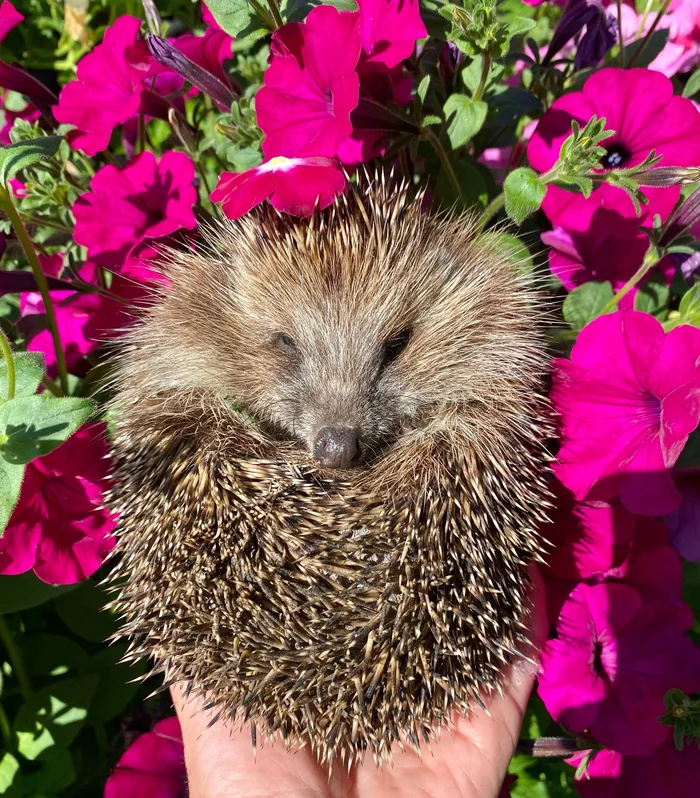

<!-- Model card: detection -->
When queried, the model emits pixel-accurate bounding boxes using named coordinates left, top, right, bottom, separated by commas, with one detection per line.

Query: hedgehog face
left=241, top=299, right=422, bottom=467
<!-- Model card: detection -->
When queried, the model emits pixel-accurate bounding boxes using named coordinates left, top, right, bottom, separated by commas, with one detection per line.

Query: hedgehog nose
left=313, top=426, right=359, bottom=468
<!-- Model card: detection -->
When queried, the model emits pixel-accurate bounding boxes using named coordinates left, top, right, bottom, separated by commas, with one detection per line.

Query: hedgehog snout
left=313, top=426, right=360, bottom=468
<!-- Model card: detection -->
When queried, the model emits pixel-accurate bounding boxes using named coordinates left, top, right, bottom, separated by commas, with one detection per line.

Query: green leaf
left=443, top=95, right=488, bottom=149
left=0, top=572, right=76, bottom=613
left=622, top=28, right=670, bottom=68
left=23, top=635, right=89, bottom=677
left=481, top=231, right=534, bottom=278
left=23, top=746, right=75, bottom=795
left=0, top=456, right=24, bottom=537
left=205, top=0, right=266, bottom=38
left=417, top=74, right=430, bottom=104
left=0, top=136, right=62, bottom=186
left=503, top=167, right=546, bottom=224
left=684, top=69, right=700, bottom=99
left=14, top=675, right=99, bottom=760
left=0, top=753, right=21, bottom=796
left=501, top=17, right=537, bottom=55
left=678, top=281, right=700, bottom=328
left=54, top=580, right=116, bottom=643
left=421, top=114, right=442, bottom=126
left=562, top=282, right=614, bottom=331
left=436, top=158, right=489, bottom=211
left=0, top=352, right=44, bottom=399
left=634, top=274, right=670, bottom=318
left=83, top=643, right=147, bottom=725
left=0, top=395, right=94, bottom=465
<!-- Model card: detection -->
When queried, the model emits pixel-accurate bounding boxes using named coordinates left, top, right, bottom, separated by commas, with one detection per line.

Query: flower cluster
left=0, top=1, right=699, bottom=797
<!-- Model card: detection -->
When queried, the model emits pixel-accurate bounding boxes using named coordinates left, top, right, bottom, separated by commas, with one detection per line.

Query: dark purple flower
left=545, top=0, right=618, bottom=70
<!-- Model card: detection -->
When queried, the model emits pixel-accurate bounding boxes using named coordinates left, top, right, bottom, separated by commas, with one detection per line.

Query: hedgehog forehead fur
left=109, top=174, right=552, bottom=768
left=118, top=178, right=545, bottom=456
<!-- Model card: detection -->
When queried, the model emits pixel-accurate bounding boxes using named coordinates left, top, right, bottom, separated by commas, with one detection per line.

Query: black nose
left=313, top=426, right=359, bottom=468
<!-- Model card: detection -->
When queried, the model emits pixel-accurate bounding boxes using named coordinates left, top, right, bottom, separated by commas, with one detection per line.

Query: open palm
left=173, top=571, right=546, bottom=798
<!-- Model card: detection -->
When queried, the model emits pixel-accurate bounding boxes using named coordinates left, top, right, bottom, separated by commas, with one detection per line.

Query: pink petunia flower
left=53, top=16, right=153, bottom=155
left=0, top=425, right=116, bottom=585
left=528, top=68, right=700, bottom=234
left=355, top=0, right=426, bottom=69
left=552, top=311, right=700, bottom=516
left=201, top=2, right=221, bottom=31
left=20, top=257, right=150, bottom=378
left=569, top=736, right=700, bottom=798
left=538, top=582, right=700, bottom=756
left=73, top=151, right=197, bottom=269
left=256, top=5, right=361, bottom=159
left=544, top=480, right=682, bottom=622
left=104, top=716, right=186, bottom=798
left=541, top=224, right=675, bottom=305
left=0, top=0, right=21, bottom=38
left=211, top=155, right=346, bottom=219
left=611, top=0, right=700, bottom=77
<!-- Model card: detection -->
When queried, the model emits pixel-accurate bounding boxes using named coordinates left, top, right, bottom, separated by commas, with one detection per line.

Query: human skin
left=172, top=568, right=547, bottom=798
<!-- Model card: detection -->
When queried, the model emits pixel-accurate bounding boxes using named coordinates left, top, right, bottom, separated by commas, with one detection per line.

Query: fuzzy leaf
left=503, top=167, right=546, bottom=224
left=0, top=136, right=62, bottom=186
left=562, top=281, right=614, bottom=331
left=0, top=352, right=44, bottom=399
left=443, top=95, right=488, bottom=149
left=0, top=457, right=24, bottom=537
left=205, top=0, right=267, bottom=38
left=0, top=395, right=94, bottom=465
left=422, top=114, right=442, bottom=126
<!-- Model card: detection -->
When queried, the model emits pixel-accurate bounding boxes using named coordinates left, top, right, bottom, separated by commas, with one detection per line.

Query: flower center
left=592, top=640, right=606, bottom=678
left=601, top=142, right=632, bottom=169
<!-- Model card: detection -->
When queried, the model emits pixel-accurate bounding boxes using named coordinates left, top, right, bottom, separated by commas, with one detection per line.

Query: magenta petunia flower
left=0, top=0, right=21, bottom=39
left=104, top=716, right=186, bottom=798
left=201, top=2, right=220, bottom=31
left=73, top=151, right=197, bottom=269
left=528, top=68, right=700, bottom=234
left=538, top=582, right=700, bottom=756
left=0, top=425, right=116, bottom=585
left=256, top=5, right=361, bottom=159
left=543, top=479, right=681, bottom=622
left=665, top=472, right=700, bottom=562
left=20, top=258, right=147, bottom=378
left=569, top=737, right=700, bottom=798
left=53, top=16, right=152, bottom=155
left=355, top=0, right=426, bottom=69
left=552, top=311, right=700, bottom=516
left=211, top=155, right=346, bottom=219
left=174, top=26, right=233, bottom=88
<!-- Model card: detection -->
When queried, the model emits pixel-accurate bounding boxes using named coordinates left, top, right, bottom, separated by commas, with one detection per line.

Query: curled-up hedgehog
left=108, top=174, right=551, bottom=767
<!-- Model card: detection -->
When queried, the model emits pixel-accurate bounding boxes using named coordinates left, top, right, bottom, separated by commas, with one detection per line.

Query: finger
left=171, top=683, right=343, bottom=798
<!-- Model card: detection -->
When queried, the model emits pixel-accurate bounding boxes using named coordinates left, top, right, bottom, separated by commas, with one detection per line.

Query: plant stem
left=616, top=0, right=625, bottom=68
left=628, top=0, right=672, bottom=68
left=0, top=189, right=68, bottom=394
left=476, top=192, right=505, bottom=232
left=0, top=701, right=11, bottom=749
left=600, top=252, right=658, bottom=314
left=249, top=0, right=275, bottom=30
left=266, top=0, right=284, bottom=29
left=0, top=327, right=15, bottom=401
left=423, top=128, right=465, bottom=207
left=0, top=616, right=32, bottom=699
left=472, top=53, right=492, bottom=102
left=20, top=214, right=72, bottom=233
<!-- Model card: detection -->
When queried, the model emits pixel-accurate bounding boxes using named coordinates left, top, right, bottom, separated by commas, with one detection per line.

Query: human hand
left=172, top=568, right=547, bottom=798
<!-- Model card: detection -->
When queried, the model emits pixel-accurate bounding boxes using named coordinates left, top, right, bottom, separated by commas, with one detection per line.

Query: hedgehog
left=107, top=174, right=552, bottom=768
